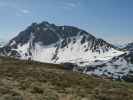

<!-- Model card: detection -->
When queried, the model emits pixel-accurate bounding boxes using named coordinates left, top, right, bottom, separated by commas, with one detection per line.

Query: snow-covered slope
left=0, top=21, right=124, bottom=67
left=75, top=51, right=133, bottom=80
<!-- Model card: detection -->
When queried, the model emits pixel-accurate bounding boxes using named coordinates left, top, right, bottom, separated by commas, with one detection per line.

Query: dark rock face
left=9, top=21, right=113, bottom=48
left=9, top=22, right=93, bottom=46
left=10, top=22, right=59, bottom=46
left=122, top=74, right=133, bottom=82
left=62, top=62, right=78, bottom=70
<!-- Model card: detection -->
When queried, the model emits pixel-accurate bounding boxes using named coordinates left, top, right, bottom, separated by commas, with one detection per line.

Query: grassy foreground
left=0, top=57, right=133, bottom=100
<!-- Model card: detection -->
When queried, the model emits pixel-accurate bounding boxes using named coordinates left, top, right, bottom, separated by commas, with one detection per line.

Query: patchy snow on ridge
left=82, top=52, right=133, bottom=79
left=55, top=38, right=124, bottom=66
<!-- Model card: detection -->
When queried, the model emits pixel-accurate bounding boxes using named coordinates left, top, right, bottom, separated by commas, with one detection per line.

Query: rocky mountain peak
left=0, top=21, right=123, bottom=67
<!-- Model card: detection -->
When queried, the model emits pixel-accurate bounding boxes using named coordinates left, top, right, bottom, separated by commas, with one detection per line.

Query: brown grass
left=0, top=56, right=133, bottom=100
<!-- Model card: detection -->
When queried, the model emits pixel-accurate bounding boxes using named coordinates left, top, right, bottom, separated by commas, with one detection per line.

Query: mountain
left=77, top=51, right=133, bottom=80
left=0, top=21, right=123, bottom=67
left=124, top=42, right=133, bottom=51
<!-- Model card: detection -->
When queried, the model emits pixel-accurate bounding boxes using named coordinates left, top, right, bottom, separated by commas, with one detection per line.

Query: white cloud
left=20, top=9, right=30, bottom=14
left=65, top=2, right=77, bottom=8
left=61, top=1, right=80, bottom=10
left=0, top=1, right=30, bottom=15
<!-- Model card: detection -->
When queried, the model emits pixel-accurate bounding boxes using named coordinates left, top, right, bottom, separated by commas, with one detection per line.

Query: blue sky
left=0, top=0, right=133, bottom=44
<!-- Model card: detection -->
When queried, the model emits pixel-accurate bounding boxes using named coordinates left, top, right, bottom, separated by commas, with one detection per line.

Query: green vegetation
left=0, top=56, right=133, bottom=100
